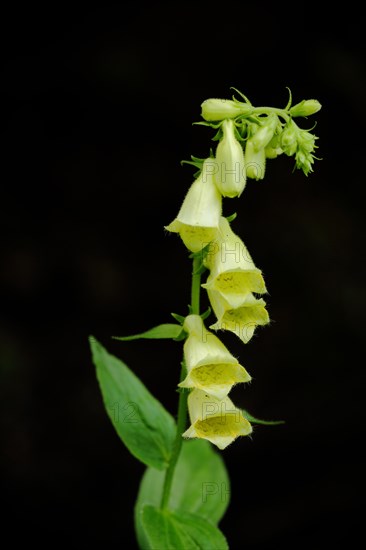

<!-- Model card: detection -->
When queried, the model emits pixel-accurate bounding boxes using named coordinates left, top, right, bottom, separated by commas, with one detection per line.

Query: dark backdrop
left=1, top=4, right=365, bottom=548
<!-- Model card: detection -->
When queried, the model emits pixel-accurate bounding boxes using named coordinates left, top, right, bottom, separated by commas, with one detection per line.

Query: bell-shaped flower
left=202, top=217, right=267, bottom=308
left=178, top=314, right=251, bottom=400
left=208, top=289, right=270, bottom=344
left=165, top=159, right=222, bottom=253
left=182, top=389, right=252, bottom=450
left=213, top=119, right=246, bottom=198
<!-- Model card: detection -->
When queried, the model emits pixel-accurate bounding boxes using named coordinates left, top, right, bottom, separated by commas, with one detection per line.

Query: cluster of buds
left=280, top=119, right=319, bottom=175
left=166, top=90, right=321, bottom=449
left=200, top=92, right=321, bottom=177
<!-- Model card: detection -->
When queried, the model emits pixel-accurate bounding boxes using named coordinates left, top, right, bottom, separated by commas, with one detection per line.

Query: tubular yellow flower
left=178, top=314, right=251, bottom=400
left=213, top=119, right=246, bottom=198
left=165, top=159, right=222, bottom=252
left=202, top=217, right=267, bottom=308
left=208, top=290, right=270, bottom=344
left=182, top=389, right=252, bottom=450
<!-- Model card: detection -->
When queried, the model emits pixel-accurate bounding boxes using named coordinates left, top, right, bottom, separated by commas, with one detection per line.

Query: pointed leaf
left=141, top=506, right=228, bottom=550
left=242, top=409, right=285, bottom=425
left=134, top=440, right=230, bottom=547
left=90, top=336, right=176, bottom=470
left=112, top=323, right=182, bottom=341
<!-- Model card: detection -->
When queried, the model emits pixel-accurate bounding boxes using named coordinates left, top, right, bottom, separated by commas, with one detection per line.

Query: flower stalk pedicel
left=90, top=88, right=321, bottom=549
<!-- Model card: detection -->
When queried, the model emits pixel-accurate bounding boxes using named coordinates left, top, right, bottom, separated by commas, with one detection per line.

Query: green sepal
left=181, top=158, right=204, bottom=171
left=211, top=127, right=223, bottom=142
left=141, top=506, right=229, bottom=550
left=200, top=307, right=211, bottom=321
left=230, top=86, right=252, bottom=106
left=194, top=263, right=208, bottom=276
left=89, top=337, right=176, bottom=470
left=112, top=323, right=183, bottom=341
left=235, top=120, right=248, bottom=139
left=171, top=312, right=186, bottom=324
left=226, top=212, right=237, bottom=223
left=284, top=86, right=293, bottom=110
left=193, top=120, right=223, bottom=129
left=189, top=242, right=211, bottom=264
left=173, top=328, right=188, bottom=342
left=242, top=409, right=285, bottom=426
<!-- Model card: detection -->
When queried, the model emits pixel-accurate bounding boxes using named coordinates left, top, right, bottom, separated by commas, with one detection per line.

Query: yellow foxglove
left=183, top=389, right=252, bottom=450
left=165, top=159, right=222, bottom=252
left=178, top=314, right=251, bottom=400
left=208, top=290, right=270, bottom=344
left=213, top=119, right=246, bottom=198
left=202, top=217, right=267, bottom=308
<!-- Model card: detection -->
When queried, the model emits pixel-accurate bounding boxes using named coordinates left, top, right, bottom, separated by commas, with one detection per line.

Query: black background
left=1, top=3, right=365, bottom=548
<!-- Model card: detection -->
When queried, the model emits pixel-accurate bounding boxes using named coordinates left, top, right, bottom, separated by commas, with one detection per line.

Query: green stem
left=252, top=106, right=290, bottom=122
left=190, top=253, right=202, bottom=316
left=160, top=254, right=202, bottom=509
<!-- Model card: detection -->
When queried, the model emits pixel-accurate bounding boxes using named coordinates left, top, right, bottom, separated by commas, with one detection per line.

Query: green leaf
left=112, top=323, right=182, bottom=341
left=141, top=506, right=229, bottom=550
left=134, top=440, right=230, bottom=548
left=89, top=336, right=176, bottom=470
left=242, top=409, right=285, bottom=425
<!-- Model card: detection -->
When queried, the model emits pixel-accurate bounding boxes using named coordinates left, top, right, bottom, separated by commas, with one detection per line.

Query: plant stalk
left=160, top=253, right=201, bottom=509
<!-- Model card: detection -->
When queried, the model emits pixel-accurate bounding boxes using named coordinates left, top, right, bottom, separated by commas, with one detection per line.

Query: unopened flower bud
left=213, top=119, right=246, bottom=198
left=263, top=131, right=283, bottom=158
left=264, top=146, right=283, bottom=159
left=201, top=99, right=252, bottom=121
left=290, top=99, right=322, bottom=117
left=250, top=113, right=278, bottom=152
left=280, top=120, right=298, bottom=156
left=245, top=140, right=266, bottom=180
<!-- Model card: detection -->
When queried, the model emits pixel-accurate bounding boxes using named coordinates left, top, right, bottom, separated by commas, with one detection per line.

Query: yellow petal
left=183, top=389, right=252, bottom=450
left=202, top=217, right=267, bottom=306
left=208, top=290, right=270, bottom=344
left=165, top=159, right=222, bottom=252
left=179, top=315, right=251, bottom=399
